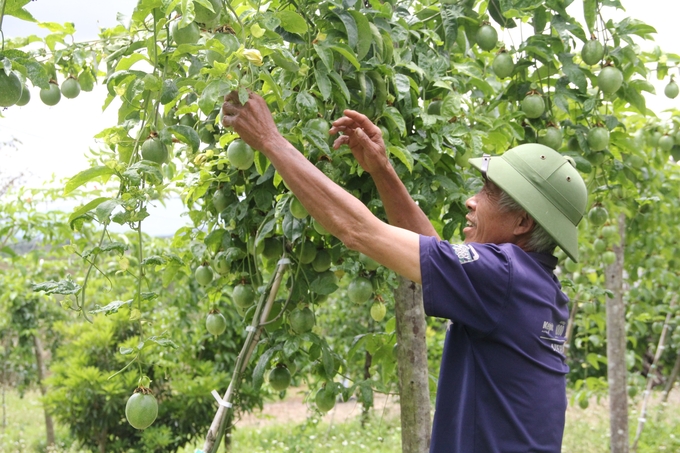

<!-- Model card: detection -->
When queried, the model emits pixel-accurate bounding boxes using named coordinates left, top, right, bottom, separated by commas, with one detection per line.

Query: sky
left=1, top=0, right=678, bottom=235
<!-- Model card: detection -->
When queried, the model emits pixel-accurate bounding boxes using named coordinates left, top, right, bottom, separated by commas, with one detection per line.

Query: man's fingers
left=332, top=135, right=350, bottom=149
left=224, top=90, right=241, bottom=104
left=342, top=110, right=380, bottom=134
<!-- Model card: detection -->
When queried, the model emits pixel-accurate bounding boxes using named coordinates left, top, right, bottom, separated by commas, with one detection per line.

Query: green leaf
left=348, top=10, right=372, bottom=60
left=198, top=79, right=230, bottom=115
left=382, top=107, right=406, bottom=137
left=313, top=64, right=332, bottom=101
left=310, top=272, right=339, bottom=295
left=327, top=71, right=350, bottom=102
left=64, top=166, right=116, bottom=195
left=162, top=261, right=182, bottom=287
left=440, top=5, right=462, bottom=50
left=95, top=199, right=122, bottom=225
left=334, top=10, right=358, bottom=50
left=488, top=0, right=516, bottom=29
left=387, top=145, right=414, bottom=172
left=276, top=10, right=308, bottom=35
left=314, top=43, right=334, bottom=71
left=115, top=53, right=149, bottom=72
left=348, top=334, right=369, bottom=359
left=68, top=197, right=111, bottom=227
left=90, top=299, right=133, bottom=315
left=4, top=0, right=35, bottom=21
left=321, top=343, right=335, bottom=378
left=32, top=278, right=82, bottom=296
left=160, top=79, right=179, bottom=105
left=253, top=344, right=282, bottom=390
left=583, top=0, right=597, bottom=35
left=558, top=53, right=587, bottom=92
left=147, top=336, right=179, bottom=349
left=329, top=43, right=361, bottom=70
left=167, top=125, right=200, bottom=151
left=0, top=246, right=17, bottom=258
left=269, top=49, right=300, bottom=72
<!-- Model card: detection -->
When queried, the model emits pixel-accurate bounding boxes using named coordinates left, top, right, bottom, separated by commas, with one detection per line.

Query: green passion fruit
left=233, top=283, right=256, bottom=308
left=171, top=21, right=200, bottom=45
left=195, top=265, right=214, bottom=286
left=206, top=311, right=227, bottom=335
left=0, top=71, right=23, bottom=107
left=521, top=93, right=545, bottom=119
left=125, top=391, right=158, bottom=430
left=289, top=196, right=309, bottom=219
left=475, top=25, right=498, bottom=51
left=315, top=386, right=336, bottom=413
left=15, top=86, right=30, bottom=106
left=658, top=134, right=675, bottom=151
left=598, top=66, right=623, bottom=95
left=665, top=80, right=679, bottom=99
left=312, top=249, right=332, bottom=272
left=227, top=139, right=254, bottom=170
left=587, top=127, right=610, bottom=152
left=194, top=0, right=222, bottom=23
left=492, top=51, right=515, bottom=78
left=581, top=39, right=604, bottom=66
left=141, top=137, right=169, bottom=164
left=370, top=302, right=387, bottom=322
left=296, top=241, right=317, bottom=264
left=40, top=82, right=61, bottom=106
left=587, top=206, right=608, bottom=226
left=289, top=306, right=315, bottom=334
left=268, top=364, right=292, bottom=391
left=347, top=277, right=373, bottom=304
left=538, top=127, right=563, bottom=150
left=61, top=77, right=81, bottom=99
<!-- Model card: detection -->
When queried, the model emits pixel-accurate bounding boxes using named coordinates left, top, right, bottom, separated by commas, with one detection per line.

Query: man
left=222, top=91, right=587, bottom=452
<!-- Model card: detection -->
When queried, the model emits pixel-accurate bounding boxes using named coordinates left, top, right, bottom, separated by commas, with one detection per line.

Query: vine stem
left=136, top=212, right=145, bottom=340
left=0, top=0, right=7, bottom=52
left=201, top=256, right=289, bottom=453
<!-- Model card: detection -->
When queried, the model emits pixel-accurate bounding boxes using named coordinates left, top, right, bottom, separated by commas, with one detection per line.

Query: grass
left=2, top=386, right=679, bottom=453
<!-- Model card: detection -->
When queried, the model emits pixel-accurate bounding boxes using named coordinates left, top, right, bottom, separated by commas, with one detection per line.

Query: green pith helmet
left=469, top=144, right=587, bottom=262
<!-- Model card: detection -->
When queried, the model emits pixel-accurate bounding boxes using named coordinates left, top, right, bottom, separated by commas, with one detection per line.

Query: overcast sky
left=0, top=0, right=678, bottom=234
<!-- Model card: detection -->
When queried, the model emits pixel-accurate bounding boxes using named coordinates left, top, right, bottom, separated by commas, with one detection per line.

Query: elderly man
left=222, top=91, right=587, bottom=453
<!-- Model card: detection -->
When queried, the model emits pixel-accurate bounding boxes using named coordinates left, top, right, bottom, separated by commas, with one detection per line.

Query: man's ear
left=513, top=211, right=535, bottom=236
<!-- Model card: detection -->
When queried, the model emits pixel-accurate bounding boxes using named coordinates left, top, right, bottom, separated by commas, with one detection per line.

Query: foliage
left=3, top=0, right=680, bottom=448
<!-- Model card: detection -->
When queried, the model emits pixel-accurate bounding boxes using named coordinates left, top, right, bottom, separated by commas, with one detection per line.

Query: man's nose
left=465, top=196, right=476, bottom=211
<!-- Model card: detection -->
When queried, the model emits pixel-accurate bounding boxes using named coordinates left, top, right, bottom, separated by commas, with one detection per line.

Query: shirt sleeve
left=420, top=235, right=514, bottom=335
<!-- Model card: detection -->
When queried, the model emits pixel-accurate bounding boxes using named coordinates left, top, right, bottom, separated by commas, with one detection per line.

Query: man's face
left=463, top=181, right=523, bottom=245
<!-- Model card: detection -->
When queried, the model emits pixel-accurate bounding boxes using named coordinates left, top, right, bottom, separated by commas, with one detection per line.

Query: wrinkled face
left=463, top=181, right=523, bottom=245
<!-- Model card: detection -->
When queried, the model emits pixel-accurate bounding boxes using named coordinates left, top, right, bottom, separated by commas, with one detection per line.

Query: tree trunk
left=394, top=276, right=431, bottom=453
left=604, top=213, right=628, bottom=453
left=33, top=333, right=56, bottom=449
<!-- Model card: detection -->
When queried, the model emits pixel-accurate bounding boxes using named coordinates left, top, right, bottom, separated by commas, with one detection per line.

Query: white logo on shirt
left=450, top=244, right=479, bottom=264
left=541, top=321, right=567, bottom=354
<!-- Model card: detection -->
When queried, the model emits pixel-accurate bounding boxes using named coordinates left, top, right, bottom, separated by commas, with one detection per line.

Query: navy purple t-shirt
left=420, top=235, right=569, bottom=453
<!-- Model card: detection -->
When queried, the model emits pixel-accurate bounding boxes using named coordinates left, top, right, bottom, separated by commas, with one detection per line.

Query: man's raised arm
left=330, top=110, right=439, bottom=239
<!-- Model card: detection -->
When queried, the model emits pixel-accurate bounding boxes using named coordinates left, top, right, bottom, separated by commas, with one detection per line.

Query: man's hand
left=221, top=90, right=283, bottom=152
left=330, top=110, right=390, bottom=175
